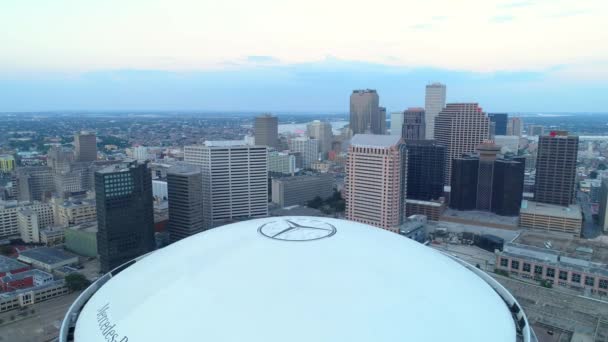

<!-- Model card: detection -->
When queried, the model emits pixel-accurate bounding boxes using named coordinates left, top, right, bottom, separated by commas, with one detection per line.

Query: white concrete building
left=152, top=180, right=168, bottom=200
left=0, top=201, right=54, bottom=239
left=288, top=137, right=319, bottom=169
left=424, top=82, right=446, bottom=139
left=494, top=135, right=520, bottom=154
left=390, top=112, right=404, bottom=136
left=268, top=151, right=296, bottom=175
left=184, top=142, right=268, bottom=229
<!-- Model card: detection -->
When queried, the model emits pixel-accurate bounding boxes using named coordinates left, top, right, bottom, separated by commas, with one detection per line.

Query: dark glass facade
left=488, top=113, right=508, bottom=136
left=450, top=156, right=479, bottom=210
left=492, top=159, right=525, bottom=216
left=95, top=161, right=155, bottom=273
left=406, top=140, right=446, bottom=201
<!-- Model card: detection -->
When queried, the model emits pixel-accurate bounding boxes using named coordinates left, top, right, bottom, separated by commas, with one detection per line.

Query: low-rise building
left=398, top=215, right=428, bottom=243
left=0, top=255, right=30, bottom=277
left=0, top=269, right=54, bottom=292
left=496, top=231, right=608, bottom=296
left=405, top=199, right=446, bottom=221
left=64, top=222, right=98, bottom=257
left=271, top=175, right=335, bottom=207
left=519, top=200, right=582, bottom=236
left=268, top=151, right=296, bottom=176
left=51, top=196, right=96, bottom=227
left=17, top=247, right=79, bottom=272
left=0, top=280, right=69, bottom=313
left=40, top=226, right=65, bottom=246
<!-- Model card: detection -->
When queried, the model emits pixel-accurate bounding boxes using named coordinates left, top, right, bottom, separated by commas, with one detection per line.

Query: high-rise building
left=288, top=137, right=319, bottom=169
left=534, top=131, right=579, bottom=206
left=405, top=140, right=445, bottom=201
left=434, top=103, right=490, bottom=185
left=390, top=112, right=404, bottom=136
left=16, top=166, right=54, bottom=201
left=475, top=141, right=501, bottom=211
left=598, top=178, right=608, bottom=233
left=47, top=146, right=74, bottom=173
left=74, top=132, right=97, bottom=162
left=424, top=83, right=446, bottom=139
left=268, top=151, right=297, bottom=176
left=95, top=160, right=155, bottom=273
left=0, top=201, right=54, bottom=239
left=528, top=125, right=545, bottom=136
left=507, top=117, right=523, bottom=136
left=166, top=165, right=204, bottom=243
left=0, top=155, right=16, bottom=173
left=306, top=120, right=333, bottom=156
left=378, top=106, right=387, bottom=134
left=184, top=141, right=268, bottom=229
left=254, top=114, right=279, bottom=149
left=349, top=89, right=381, bottom=135
left=402, top=108, right=426, bottom=141
left=492, top=159, right=525, bottom=216
left=488, top=113, right=508, bottom=135
left=450, top=156, right=479, bottom=211
left=345, top=134, right=404, bottom=232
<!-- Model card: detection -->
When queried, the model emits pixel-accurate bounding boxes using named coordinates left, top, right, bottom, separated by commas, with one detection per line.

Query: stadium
left=60, top=217, right=536, bottom=341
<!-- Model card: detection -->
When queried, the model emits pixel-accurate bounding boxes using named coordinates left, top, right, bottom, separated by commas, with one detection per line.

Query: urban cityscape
left=1, top=0, right=608, bottom=341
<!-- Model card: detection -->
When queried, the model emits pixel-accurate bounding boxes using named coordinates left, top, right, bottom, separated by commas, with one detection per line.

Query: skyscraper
left=528, top=125, right=545, bottom=136
left=390, top=112, right=404, bottom=136
left=507, top=117, right=523, bottom=136
left=450, top=156, right=479, bottom=211
left=184, top=141, right=268, bottom=228
left=288, top=137, right=319, bottom=169
left=424, top=83, right=446, bottom=139
left=378, top=106, right=387, bottom=134
left=306, top=120, right=333, bottom=156
left=598, top=178, right=608, bottom=233
left=475, top=141, right=501, bottom=211
left=345, top=134, right=404, bottom=232
left=47, top=146, right=74, bottom=173
left=349, top=89, right=381, bottom=135
left=488, top=113, right=508, bottom=135
left=402, top=108, right=426, bottom=141
left=74, top=132, right=97, bottom=162
left=534, top=131, right=579, bottom=206
left=95, top=160, right=155, bottom=273
left=167, top=165, right=204, bottom=243
left=254, top=114, right=279, bottom=149
left=492, top=159, right=525, bottom=216
left=405, top=140, right=445, bottom=201
left=434, top=103, right=490, bottom=185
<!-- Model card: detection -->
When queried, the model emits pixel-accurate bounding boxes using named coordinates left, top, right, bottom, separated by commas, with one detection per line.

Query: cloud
left=490, top=15, right=515, bottom=23
left=409, top=23, right=433, bottom=30
left=246, top=56, right=280, bottom=64
left=499, top=1, right=534, bottom=8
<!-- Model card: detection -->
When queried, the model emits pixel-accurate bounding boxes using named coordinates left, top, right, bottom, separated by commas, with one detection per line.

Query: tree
left=65, top=273, right=91, bottom=291
left=599, top=163, right=607, bottom=171
left=590, top=171, right=599, bottom=179
left=307, top=196, right=324, bottom=209
left=0, top=245, right=13, bottom=256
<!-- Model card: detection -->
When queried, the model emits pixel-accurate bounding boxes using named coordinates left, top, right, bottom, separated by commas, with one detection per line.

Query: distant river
left=278, top=120, right=348, bottom=135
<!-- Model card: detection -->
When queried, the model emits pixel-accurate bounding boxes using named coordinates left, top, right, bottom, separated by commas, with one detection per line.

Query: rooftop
left=351, top=134, right=401, bottom=148
left=520, top=200, right=582, bottom=220
left=0, top=255, right=29, bottom=274
left=18, top=247, right=78, bottom=265
left=513, top=230, right=608, bottom=265
left=1, top=269, right=52, bottom=283
left=64, top=217, right=529, bottom=342
left=68, top=222, right=98, bottom=233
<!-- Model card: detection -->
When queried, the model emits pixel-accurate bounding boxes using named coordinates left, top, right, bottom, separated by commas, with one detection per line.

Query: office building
left=74, top=132, right=97, bottom=162
left=492, top=159, right=526, bottom=216
left=450, top=156, right=480, bottom=211
left=64, top=222, right=98, bottom=257
left=254, top=114, right=279, bottom=149
left=519, top=200, right=582, bottom=236
left=307, top=120, right=334, bottom=156
left=528, top=125, right=544, bottom=136
left=534, top=131, right=579, bottom=206
left=345, top=134, right=404, bottom=231
left=60, top=217, right=537, bottom=342
left=476, top=142, right=501, bottom=211
left=599, top=179, right=608, bottom=233
left=494, top=135, right=520, bottom=154
left=0, top=201, right=54, bottom=238
left=390, top=112, right=404, bottom=136
left=402, top=108, right=426, bottom=141
left=405, top=199, right=446, bottom=221
left=288, top=137, right=319, bottom=169
left=268, top=151, right=297, bottom=176
left=378, top=106, right=387, bottom=134
left=405, top=140, right=445, bottom=201
left=271, top=175, right=335, bottom=207
left=507, top=117, right=523, bottom=136
left=488, top=113, right=508, bottom=135
left=16, top=166, right=54, bottom=201
left=152, top=180, right=168, bottom=200
left=0, top=155, right=16, bottom=173
left=184, top=142, right=268, bottom=229
left=51, top=196, right=96, bottom=227
left=349, top=89, right=382, bottom=135
left=95, top=160, right=155, bottom=273
left=167, top=165, right=204, bottom=242
left=424, top=83, right=446, bottom=139
left=47, top=146, right=74, bottom=173
left=434, top=103, right=490, bottom=185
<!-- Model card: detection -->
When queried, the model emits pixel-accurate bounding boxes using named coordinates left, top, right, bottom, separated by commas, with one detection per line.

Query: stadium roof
left=62, top=217, right=532, bottom=342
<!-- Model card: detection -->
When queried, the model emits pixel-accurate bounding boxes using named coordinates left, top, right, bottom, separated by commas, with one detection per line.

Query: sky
left=0, top=0, right=607, bottom=112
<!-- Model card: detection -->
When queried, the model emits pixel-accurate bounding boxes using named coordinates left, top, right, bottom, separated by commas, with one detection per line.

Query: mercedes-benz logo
left=258, top=218, right=337, bottom=241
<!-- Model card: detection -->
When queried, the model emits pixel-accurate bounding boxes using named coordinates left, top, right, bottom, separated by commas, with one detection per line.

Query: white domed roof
left=72, top=217, right=516, bottom=342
